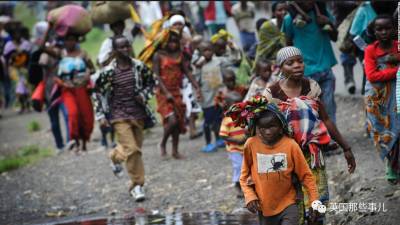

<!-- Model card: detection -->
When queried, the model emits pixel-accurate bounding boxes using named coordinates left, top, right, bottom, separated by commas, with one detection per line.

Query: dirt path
left=0, top=96, right=399, bottom=225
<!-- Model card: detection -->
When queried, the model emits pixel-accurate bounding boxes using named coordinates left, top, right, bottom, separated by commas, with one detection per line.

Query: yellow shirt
left=219, top=117, right=246, bottom=153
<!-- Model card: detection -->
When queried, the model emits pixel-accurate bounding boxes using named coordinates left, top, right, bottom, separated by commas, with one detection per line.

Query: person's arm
left=319, top=102, right=356, bottom=173
left=240, top=141, right=259, bottom=204
left=281, top=14, right=294, bottom=46
left=182, top=55, right=203, bottom=101
left=364, top=45, right=398, bottom=82
left=226, top=41, right=242, bottom=65
left=220, top=135, right=247, bottom=145
left=137, top=61, right=156, bottom=104
left=317, top=15, right=338, bottom=41
left=152, top=52, right=173, bottom=102
left=92, top=70, right=108, bottom=124
left=53, top=75, right=73, bottom=88
left=316, top=6, right=338, bottom=41
left=83, top=51, right=96, bottom=74
left=291, top=142, right=319, bottom=203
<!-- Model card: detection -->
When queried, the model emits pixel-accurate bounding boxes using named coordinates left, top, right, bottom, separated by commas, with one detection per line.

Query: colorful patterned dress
left=364, top=40, right=400, bottom=182
left=155, top=53, right=186, bottom=133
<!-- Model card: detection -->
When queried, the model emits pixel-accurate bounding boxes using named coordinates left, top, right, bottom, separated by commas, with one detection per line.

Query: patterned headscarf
left=255, top=20, right=286, bottom=64
left=138, top=28, right=180, bottom=69
left=210, top=29, right=234, bottom=44
left=225, top=95, right=291, bottom=137
left=276, top=46, right=303, bottom=66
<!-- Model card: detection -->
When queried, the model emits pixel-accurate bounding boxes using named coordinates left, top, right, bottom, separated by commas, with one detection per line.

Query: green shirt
left=282, top=10, right=337, bottom=76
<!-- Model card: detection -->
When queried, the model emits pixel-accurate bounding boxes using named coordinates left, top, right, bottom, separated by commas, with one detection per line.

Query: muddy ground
left=0, top=95, right=399, bottom=225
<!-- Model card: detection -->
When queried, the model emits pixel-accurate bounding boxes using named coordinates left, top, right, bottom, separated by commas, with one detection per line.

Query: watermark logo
left=311, top=200, right=326, bottom=214
left=328, top=202, right=388, bottom=213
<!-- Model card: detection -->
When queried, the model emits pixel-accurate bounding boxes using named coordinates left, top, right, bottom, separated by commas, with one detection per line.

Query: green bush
left=28, top=120, right=41, bottom=132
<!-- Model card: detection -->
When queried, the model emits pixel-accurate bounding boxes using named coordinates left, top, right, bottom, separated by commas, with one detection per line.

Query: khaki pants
left=109, top=119, right=144, bottom=190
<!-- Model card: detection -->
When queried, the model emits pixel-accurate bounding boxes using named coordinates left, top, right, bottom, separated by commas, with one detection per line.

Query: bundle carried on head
left=138, top=28, right=180, bottom=69
left=210, top=29, right=234, bottom=44
left=47, top=4, right=92, bottom=37
left=225, top=95, right=291, bottom=137
left=90, top=1, right=132, bottom=25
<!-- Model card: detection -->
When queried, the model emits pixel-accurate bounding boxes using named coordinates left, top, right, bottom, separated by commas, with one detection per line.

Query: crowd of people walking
left=0, top=1, right=399, bottom=225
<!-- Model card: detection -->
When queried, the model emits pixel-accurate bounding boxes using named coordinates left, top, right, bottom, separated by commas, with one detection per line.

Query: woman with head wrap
left=168, top=13, right=203, bottom=139
left=210, top=29, right=242, bottom=68
left=151, top=29, right=202, bottom=159
left=262, top=46, right=356, bottom=224
left=254, top=20, right=286, bottom=68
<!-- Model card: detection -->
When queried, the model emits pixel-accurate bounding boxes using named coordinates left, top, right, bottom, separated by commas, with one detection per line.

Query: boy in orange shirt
left=226, top=95, right=321, bottom=225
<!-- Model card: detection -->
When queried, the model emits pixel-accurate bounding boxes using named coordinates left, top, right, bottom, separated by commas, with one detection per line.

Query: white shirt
left=137, top=1, right=163, bottom=28
left=232, top=2, right=256, bottom=33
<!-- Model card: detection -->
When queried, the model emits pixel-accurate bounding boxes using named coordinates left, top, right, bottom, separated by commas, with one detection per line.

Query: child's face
left=256, top=63, right=272, bottom=81
left=64, top=35, right=78, bottom=51
left=214, top=39, right=227, bottom=56
left=274, top=3, right=288, bottom=20
left=223, top=73, right=236, bottom=90
left=374, top=18, right=394, bottom=42
left=167, top=35, right=181, bottom=52
left=281, top=55, right=304, bottom=80
left=172, top=22, right=184, bottom=32
left=258, top=115, right=283, bottom=146
left=114, top=37, right=132, bottom=59
left=200, top=44, right=213, bottom=61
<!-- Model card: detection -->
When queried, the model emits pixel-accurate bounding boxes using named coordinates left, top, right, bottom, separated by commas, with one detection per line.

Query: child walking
left=152, top=29, right=202, bottom=159
left=93, top=35, right=156, bottom=201
left=226, top=95, right=320, bottom=225
left=219, top=90, right=247, bottom=198
left=364, top=15, right=400, bottom=184
left=196, top=41, right=227, bottom=152
left=245, top=59, right=276, bottom=101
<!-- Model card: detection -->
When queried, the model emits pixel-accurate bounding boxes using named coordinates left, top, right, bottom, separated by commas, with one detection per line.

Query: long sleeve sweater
left=240, top=136, right=319, bottom=216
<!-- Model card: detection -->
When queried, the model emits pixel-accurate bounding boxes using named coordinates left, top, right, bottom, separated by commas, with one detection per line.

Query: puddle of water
left=52, top=211, right=258, bottom=225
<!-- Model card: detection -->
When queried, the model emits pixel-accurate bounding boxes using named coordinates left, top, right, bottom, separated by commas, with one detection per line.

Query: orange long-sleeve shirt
left=240, top=136, right=319, bottom=216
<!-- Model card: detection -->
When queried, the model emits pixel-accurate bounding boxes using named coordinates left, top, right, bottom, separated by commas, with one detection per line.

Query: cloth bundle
left=47, top=4, right=92, bottom=37
left=90, top=1, right=132, bottom=25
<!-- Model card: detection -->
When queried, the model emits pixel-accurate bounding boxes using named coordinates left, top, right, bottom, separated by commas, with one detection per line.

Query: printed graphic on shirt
left=257, top=153, right=288, bottom=173
left=203, top=67, right=223, bottom=89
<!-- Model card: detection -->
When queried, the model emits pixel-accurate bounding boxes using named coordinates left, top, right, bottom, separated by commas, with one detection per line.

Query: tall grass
left=0, top=145, right=53, bottom=173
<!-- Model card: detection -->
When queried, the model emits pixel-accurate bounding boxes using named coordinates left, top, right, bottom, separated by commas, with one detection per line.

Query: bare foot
left=158, top=143, right=167, bottom=157
left=172, top=152, right=185, bottom=160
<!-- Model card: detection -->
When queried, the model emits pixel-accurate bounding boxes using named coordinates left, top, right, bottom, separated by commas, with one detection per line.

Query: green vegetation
left=0, top=145, right=53, bottom=173
left=13, top=3, right=36, bottom=31
left=27, top=120, right=41, bottom=132
left=80, top=27, right=110, bottom=63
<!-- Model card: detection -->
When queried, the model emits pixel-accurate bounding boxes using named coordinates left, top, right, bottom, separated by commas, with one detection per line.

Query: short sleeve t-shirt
left=199, top=57, right=224, bottom=108
left=282, top=10, right=337, bottom=76
left=219, top=117, right=247, bottom=152
left=232, top=2, right=256, bottom=32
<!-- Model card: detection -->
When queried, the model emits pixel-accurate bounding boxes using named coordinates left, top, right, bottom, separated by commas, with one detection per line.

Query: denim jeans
left=47, top=103, right=69, bottom=149
left=239, top=31, right=257, bottom=53
left=308, top=69, right=336, bottom=124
